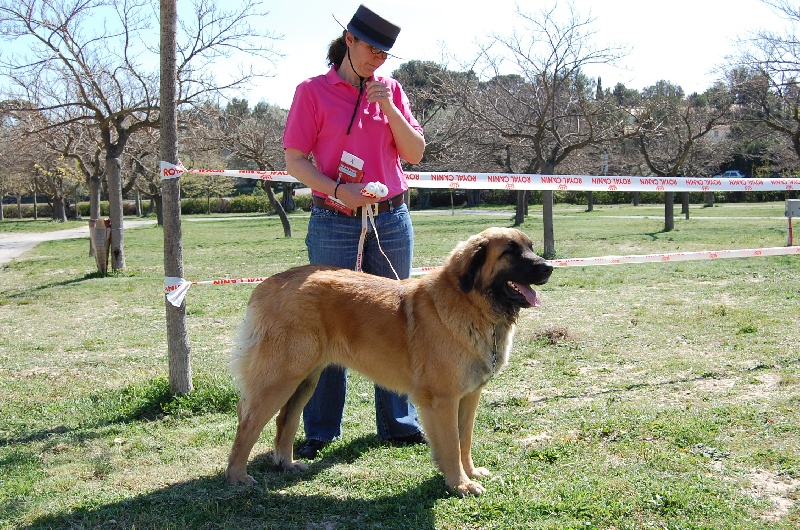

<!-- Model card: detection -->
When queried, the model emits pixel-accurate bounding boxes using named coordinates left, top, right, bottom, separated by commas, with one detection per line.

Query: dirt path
left=0, top=220, right=156, bottom=266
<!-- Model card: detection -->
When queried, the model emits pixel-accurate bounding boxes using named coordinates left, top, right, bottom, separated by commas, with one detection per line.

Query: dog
left=225, top=227, right=553, bottom=496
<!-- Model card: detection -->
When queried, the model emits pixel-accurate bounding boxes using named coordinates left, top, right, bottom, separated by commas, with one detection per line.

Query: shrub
left=75, top=201, right=140, bottom=218
left=229, top=194, right=269, bottom=213
left=2, top=204, right=51, bottom=218
left=293, top=193, right=311, bottom=211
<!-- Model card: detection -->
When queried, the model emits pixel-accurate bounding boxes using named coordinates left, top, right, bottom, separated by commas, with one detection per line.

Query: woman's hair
left=327, top=30, right=350, bottom=67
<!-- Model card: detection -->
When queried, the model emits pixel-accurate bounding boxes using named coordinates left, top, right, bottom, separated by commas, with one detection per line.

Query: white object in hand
left=361, top=182, right=389, bottom=199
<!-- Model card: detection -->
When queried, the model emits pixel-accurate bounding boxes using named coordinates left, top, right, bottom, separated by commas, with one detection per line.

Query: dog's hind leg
left=225, top=381, right=300, bottom=485
left=273, top=366, right=324, bottom=471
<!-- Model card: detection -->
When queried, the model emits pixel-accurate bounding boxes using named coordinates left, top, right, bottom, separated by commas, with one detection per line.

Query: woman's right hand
left=335, top=182, right=376, bottom=209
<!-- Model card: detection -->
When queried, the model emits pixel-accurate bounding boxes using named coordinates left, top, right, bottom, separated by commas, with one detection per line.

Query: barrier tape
left=410, top=246, right=800, bottom=274
left=164, top=246, right=800, bottom=306
left=165, top=276, right=268, bottom=306
left=160, top=161, right=799, bottom=192
left=160, top=161, right=295, bottom=183
left=159, top=161, right=799, bottom=306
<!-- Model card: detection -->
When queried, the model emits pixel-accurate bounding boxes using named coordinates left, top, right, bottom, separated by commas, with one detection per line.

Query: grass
left=0, top=218, right=88, bottom=233
left=1, top=202, right=798, bottom=529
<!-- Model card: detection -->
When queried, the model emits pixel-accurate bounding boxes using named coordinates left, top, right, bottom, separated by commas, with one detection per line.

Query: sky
left=233, top=0, right=787, bottom=109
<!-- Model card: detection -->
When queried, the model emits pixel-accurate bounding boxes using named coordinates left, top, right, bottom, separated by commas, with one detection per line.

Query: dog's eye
left=500, top=241, right=521, bottom=259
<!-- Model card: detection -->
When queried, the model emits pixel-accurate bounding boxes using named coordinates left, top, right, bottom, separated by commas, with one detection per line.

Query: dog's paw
left=277, top=459, right=309, bottom=472
left=454, top=480, right=486, bottom=497
left=467, top=466, right=492, bottom=479
left=225, top=469, right=257, bottom=486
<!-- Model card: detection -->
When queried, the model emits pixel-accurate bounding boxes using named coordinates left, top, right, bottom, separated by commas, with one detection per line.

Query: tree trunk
left=135, top=189, right=142, bottom=216
left=664, top=192, right=675, bottom=231
left=542, top=190, right=555, bottom=257
left=32, top=191, right=37, bottom=220
left=53, top=196, right=67, bottom=222
left=514, top=190, right=525, bottom=226
left=417, top=189, right=430, bottom=209
left=681, top=192, right=689, bottom=219
left=154, top=195, right=164, bottom=226
left=89, top=175, right=101, bottom=220
left=465, top=189, right=481, bottom=207
left=161, top=0, right=192, bottom=396
left=262, top=181, right=292, bottom=238
left=281, top=183, right=296, bottom=212
left=705, top=192, right=714, bottom=207
left=632, top=192, right=640, bottom=206
left=106, top=156, right=126, bottom=271
left=586, top=191, right=594, bottom=212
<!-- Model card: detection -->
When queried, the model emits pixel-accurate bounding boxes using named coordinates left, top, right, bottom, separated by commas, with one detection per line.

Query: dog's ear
left=459, top=242, right=487, bottom=293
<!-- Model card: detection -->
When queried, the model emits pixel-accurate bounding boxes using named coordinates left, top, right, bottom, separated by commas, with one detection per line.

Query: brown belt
left=312, top=193, right=405, bottom=216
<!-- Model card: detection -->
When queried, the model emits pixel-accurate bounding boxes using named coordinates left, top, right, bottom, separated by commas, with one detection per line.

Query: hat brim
left=332, top=13, right=401, bottom=59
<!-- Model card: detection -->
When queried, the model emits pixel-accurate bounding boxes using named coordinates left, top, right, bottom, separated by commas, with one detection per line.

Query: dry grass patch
left=533, top=325, right=580, bottom=345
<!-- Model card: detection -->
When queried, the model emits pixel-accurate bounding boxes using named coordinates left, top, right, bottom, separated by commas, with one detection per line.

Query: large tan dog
left=225, top=227, right=552, bottom=496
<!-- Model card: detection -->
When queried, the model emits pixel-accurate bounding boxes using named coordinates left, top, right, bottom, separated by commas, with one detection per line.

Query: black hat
left=337, top=4, right=400, bottom=52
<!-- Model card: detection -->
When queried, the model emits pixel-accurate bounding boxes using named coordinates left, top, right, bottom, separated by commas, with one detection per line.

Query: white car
left=714, top=170, right=746, bottom=178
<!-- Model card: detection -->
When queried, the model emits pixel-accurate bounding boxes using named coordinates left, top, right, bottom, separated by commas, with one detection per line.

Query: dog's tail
left=230, top=305, right=262, bottom=392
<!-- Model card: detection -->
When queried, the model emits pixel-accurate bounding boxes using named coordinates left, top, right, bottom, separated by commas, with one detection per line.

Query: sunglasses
left=362, top=41, right=388, bottom=59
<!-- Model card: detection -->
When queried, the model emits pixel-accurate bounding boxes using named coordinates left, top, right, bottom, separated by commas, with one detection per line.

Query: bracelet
left=334, top=182, right=342, bottom=199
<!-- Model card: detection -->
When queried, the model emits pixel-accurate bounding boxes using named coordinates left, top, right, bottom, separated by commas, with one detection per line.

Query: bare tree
left=442, top=3, right=630, bottom=257
left=636, top=81, right=733, bottom=230
left=0, top=0, right=280, bottom=271
left=127, top=128, right=164, bottom=223
left=750, top=0, right=800, bottom=80
left=730, top=1, right=800, bottom=171
left=180, top=150, right=235, bottom=214
left=34, top=156, right=83, bottom=221
left=394, top=62, right=489, bottom=209
left=188, top=100, right=293, bottom=235
left=0, top=107, right=34, bottom=220
left=59, top=125, right=106, bottom=221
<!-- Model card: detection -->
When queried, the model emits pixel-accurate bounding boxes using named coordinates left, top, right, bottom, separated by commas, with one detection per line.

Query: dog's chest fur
left=462, top=322, right=516, bottom=391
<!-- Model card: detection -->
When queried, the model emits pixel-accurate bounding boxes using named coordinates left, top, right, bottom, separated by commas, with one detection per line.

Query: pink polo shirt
left=282, top=66, right=423, bottom=199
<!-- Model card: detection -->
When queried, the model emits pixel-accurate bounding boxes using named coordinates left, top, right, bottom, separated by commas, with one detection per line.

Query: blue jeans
left=303, top=202, right=421, bottom=441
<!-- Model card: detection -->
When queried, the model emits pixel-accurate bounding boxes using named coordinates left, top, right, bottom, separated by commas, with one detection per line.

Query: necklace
left=490, top=328, right=498, bottom=377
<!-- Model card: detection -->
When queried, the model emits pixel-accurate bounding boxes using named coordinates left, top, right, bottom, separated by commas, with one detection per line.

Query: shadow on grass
left=1, top=270, right=108, bottom=299
left=22, top=436, right=444, bottom=530
left=0, top=377, right=236, bottom=448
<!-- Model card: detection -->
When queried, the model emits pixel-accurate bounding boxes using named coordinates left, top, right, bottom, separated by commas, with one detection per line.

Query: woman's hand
left=335, top=182, right=377, bottom=210
left=365, top=81, right=425, bottom=164
left=365, top=81, right=393, bottom=112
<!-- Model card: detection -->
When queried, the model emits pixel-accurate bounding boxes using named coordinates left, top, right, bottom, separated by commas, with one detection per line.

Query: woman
left=282, top=4, right=426, bottom=459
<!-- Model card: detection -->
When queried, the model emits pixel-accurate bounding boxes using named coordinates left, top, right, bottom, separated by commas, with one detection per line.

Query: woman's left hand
left=366, top=81, right=392, bottom=111
left=364, top=80, right=426, bottom=165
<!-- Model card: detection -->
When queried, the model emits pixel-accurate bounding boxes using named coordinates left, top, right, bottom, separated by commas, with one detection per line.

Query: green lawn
left=1, top=202, right=798, bottom=529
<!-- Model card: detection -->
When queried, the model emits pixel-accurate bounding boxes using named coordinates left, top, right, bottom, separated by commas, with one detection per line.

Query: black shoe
left=297, top=439, right=329, bottom=459
left=388, top=431, right=426, bottom=446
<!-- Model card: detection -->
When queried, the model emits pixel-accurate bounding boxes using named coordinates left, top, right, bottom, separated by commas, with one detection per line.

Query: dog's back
left=231, top=265, right=418, bottom=394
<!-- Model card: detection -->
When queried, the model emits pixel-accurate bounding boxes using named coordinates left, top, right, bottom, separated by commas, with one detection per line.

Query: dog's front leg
left=419, top=397, right=486, bottom=496
left=458, top=389, right=491, bottom=480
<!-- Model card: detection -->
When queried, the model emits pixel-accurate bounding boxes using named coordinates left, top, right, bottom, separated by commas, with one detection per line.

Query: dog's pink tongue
left=513, top=282, right=542, bottom=307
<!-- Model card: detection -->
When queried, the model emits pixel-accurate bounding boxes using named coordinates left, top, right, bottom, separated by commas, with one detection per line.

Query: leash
left=354, top=184, right=400, bottom=280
